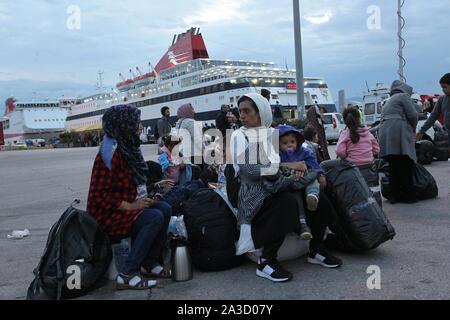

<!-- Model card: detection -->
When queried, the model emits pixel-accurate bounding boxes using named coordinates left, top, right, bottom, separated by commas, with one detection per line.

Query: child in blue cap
left=278, top=125, right=327, bottom=240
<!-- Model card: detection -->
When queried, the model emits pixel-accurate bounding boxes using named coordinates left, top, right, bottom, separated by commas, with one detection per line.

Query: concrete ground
left=0, top=145, right=449, bottom=300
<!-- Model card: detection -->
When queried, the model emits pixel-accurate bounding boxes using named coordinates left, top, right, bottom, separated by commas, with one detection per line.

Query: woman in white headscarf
left=231, top=93, right=342, bottom=283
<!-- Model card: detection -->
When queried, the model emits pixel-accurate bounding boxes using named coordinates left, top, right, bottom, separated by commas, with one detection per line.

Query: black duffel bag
left=322, top=160, right=396, bottom=252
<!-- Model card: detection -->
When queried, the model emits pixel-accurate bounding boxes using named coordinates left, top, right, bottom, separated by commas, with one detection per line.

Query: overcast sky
left=1, top=0, right=449, bottom=113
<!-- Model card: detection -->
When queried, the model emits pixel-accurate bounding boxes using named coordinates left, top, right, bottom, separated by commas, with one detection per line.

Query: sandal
left=116, top=272, right=157, bottom=291
left=142, top=265, right=172, bottom=279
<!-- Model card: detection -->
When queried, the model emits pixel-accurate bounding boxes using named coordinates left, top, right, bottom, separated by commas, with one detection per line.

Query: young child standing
left=278, top=125, right=327, bottom=240
left=336, top=107, right=380, bottom=166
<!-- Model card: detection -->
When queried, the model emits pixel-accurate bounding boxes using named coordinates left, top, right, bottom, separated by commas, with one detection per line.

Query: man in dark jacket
left=417, top=73, right=450, bottom=148
left=156, top=106, right=171, bottom=143
left=215, top=104, right=231, bottom=138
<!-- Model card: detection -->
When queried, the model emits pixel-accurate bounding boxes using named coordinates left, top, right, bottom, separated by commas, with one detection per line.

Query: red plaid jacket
left=87, top=150, right=143, bottom=238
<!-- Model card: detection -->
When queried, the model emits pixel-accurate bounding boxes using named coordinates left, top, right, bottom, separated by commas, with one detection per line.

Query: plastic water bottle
left=112, top=238, right=131, bottom=272
left=217, top=164, right=227, bottom=193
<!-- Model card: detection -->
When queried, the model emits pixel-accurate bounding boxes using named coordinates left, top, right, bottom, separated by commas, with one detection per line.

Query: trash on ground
left=7, top=229, right=30, bottom=240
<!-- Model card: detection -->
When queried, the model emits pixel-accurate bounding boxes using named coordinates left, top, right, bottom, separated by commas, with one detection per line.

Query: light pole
left=397, top=0, right=406, bottom=82
left=293, top=0, right=306, bottom=120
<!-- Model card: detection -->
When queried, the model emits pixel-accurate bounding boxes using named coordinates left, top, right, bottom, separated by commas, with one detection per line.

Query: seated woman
left=231, top=93, right=342, bottom=283
left=87, top=105, right=172, bottom=291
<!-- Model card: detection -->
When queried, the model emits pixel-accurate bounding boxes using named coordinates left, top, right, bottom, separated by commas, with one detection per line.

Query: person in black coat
left=215, top=104, right=231, bottom=137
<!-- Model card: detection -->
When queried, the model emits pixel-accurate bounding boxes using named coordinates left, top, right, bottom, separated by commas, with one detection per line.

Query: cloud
left=183, top=0, right=253, bottom=25
left=304, top=10, right=333, bottom=25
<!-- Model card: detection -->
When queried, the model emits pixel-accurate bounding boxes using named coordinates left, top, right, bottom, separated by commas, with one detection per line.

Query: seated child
left=278, top=125, right=327, bottom=240
left=158, top=135, right=186, bottom=189
left=336, top=107, right=380, bottom=166
left=303, top=125, right=324, bottom=163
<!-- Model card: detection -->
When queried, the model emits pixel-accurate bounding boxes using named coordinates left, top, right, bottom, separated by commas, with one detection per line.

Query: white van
left=323, top=113, right=345, bottom=143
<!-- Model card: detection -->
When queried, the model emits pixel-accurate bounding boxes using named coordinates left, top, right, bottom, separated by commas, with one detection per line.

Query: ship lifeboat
left=134, top=66, right=156, bottom=87
left=116, top=79, right=134, bottom=92
left=116, top=73, right=135, bottom=92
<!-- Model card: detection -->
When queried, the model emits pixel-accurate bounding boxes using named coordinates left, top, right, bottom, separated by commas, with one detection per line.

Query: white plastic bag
left=246, top=233, right=309, bottom=263
left=235, top=224, right=256, bottom=256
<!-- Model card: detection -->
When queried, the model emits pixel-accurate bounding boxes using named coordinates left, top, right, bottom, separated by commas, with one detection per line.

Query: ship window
left=365, top=103, right=375, bottom=115
left=377, top=102, right=382, bottom=114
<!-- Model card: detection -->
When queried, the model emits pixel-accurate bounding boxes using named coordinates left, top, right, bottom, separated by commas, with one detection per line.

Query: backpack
left=27, top=201, right=112, bottom=300
left=183, top=189, right=243, bottom=271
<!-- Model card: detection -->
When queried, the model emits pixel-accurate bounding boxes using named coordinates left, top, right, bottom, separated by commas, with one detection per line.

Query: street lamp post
left=293, top=0, right=306, bottom=120
left=397, top=0, right=406, bottom=83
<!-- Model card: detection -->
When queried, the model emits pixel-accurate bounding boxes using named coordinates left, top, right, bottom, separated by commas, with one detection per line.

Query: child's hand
left=293, top=170, right=305, bottom=181
left=318, top=175, right=327, bottom=190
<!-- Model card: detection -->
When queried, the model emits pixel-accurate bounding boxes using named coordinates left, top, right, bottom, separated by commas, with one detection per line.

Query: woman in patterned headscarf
left=87, top=105, right=172, bottom=290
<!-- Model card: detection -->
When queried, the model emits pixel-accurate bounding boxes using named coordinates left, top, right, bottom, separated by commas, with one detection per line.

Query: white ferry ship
left=65, top=28, right=337, bottom=134
left=0, top=97, right=72, bottom=145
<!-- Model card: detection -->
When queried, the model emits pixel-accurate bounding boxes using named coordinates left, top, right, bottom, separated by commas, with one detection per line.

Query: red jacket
left=87, top=150, right=144, bottom=238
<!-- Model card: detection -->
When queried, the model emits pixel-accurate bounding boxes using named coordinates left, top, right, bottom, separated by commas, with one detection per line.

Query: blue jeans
left=306, top=180, right=320, bottom=197
left=122, top=201, right=172, bottom=275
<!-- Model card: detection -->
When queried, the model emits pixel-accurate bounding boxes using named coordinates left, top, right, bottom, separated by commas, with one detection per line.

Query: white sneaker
left=306, top=194, right=319, bottom=211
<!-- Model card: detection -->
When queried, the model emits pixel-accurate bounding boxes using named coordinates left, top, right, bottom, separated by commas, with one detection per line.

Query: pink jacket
left=336, top=127, right=380, bottom=166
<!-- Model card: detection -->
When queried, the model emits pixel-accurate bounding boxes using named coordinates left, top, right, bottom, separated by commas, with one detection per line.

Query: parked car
left=323, top=113, right=345, bottom=144
left=13, top=141, right=28, bottom=149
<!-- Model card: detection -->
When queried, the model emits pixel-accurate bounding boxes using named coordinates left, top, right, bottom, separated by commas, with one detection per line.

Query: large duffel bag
left=322, top=160, right=396, bottom=251
left=27, top=201, right=111, bottom=300
left=183, top=189, right=243, bottom=272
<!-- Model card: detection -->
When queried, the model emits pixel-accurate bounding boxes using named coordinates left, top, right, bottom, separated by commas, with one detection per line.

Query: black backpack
left=27, top=201, right=112, bottom=300
left=183, top=189, right=243, bottom=272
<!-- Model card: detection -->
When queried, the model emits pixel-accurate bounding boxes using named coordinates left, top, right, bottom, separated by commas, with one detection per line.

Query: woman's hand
left=156, top=180, right=175, bottom=189
left=120, top=198, right=156, bottom=211
left=282, top=162, right=307, bottom=173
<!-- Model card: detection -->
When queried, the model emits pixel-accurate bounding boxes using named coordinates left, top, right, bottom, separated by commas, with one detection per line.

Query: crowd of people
left=86, top=73, right=450, bottom=290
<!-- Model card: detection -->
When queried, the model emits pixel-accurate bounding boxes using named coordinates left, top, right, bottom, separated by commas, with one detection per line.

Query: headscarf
left=101, top=105, right=148, bottom=186
left=177, top=103, right=195, bottom=119
left=230, top=93, right=280, bottom=176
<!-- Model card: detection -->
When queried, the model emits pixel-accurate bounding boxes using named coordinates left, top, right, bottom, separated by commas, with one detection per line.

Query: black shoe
left=308, top=248, right=343, bottom=268
left=299, top=223, right=312, bottom=240
left=256, top=258, right=293, bottom=283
